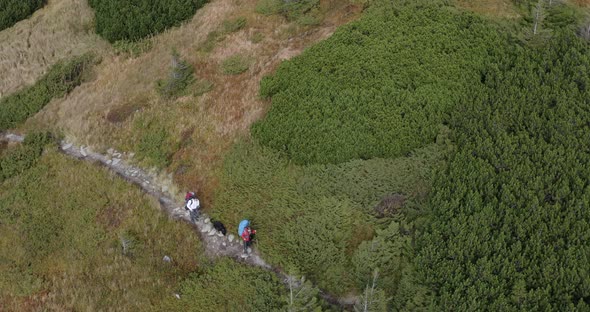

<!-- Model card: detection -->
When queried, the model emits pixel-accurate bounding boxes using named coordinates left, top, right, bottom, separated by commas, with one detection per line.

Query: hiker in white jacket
left=185, top=193, right=200, bottom=223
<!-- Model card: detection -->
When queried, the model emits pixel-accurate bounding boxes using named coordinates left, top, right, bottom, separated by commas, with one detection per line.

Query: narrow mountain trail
left=2, top=132, right=357, bottom=309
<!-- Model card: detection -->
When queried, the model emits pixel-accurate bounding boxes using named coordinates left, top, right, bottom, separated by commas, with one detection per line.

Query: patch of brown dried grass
left=0, top=0, right=110, bottom=96
left=18, top=0, right=360, bottom=197
left=455, top=0, right=520, bottom=18
left=570, top=0, right=590, bottom=7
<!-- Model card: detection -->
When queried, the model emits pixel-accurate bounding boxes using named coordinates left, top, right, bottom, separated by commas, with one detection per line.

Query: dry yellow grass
left=570, top=0, right=590, bottom=7
left=0, top=0, right=110, bottom=96
left=11, top=0, right=360, bottom=205
left=455, top=0, right=520, bottom=18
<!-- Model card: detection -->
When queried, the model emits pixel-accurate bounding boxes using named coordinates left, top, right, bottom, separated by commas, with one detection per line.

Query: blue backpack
left=238, top=219, right=249, bottom=236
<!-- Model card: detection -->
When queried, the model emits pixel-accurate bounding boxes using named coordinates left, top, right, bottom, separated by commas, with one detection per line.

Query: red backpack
left=185, top=191, right=196, bottom=202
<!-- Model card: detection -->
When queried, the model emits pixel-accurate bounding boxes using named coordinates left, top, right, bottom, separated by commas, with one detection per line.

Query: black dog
left=212, top=220, right=227, bottom=235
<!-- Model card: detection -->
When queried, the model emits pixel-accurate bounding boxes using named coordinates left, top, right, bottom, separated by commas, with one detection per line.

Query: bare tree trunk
left=533, top=0, right=543, bottom=35
left=355, top=270, right=379, bottom=312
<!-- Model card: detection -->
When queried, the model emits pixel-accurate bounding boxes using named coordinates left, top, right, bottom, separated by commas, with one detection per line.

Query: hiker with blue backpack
left=239, top=219, right=256, bottom=254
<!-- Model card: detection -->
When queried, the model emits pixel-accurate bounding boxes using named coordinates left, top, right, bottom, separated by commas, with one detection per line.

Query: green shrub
left=223, top=16, right=247, bottom=33
left=0, top=53, right=95, bottom=131
left=134, top=117, right=176, bottom=168
left=415, top=32, right=590, bottom=310
left=252, top=2, right=504, bottom=164
left=88, top=0, right=207, bottom=42
left=255, top=0, right=319, bottom=22
left=193, top=79, right=214, bottom=96
left=112, top=39, right=153, bottom=57
left=255, top=0, right=282, bottom=15
left=200, top=30, right=223, bottom=52
left=156, top=51, right=194, bottom=99
left=220, top=55, right=250, bottom=75
left=250, top=32, right=265, bottom=43
left=159, top=259, right=285, bottom=311
left=198, top=17, right=247, bottom=53
left=0, top=131, right=53, bottom=182
left=0, top=0, right=46, bottom=31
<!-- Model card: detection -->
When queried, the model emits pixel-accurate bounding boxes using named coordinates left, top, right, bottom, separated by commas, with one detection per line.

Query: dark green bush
left=0, top=53, right=95, bottom=131
left=252, top=2, right=504, bottom=164
left=220, top=55, right=250, bottom=75
left=112, top=39, right=153, bottom=57
left=416, top=32, right=590, bottom=310
left=156, top=51, right=194, bottom=99
left=222, top=16, right=247, bottom=33
left=0, top=0, right=46, bottom=31
left=0, top=131, right=53, bottom=182
left=134, top=117, right=176, bottom=168
left=88, top=0, right=207, bottom=42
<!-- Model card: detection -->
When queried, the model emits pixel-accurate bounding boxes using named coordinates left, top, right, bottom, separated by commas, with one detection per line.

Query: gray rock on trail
left=80, top=147, right=87, bottom=157
left=204, top=218, right=210, bottom=224
left=201, top=224, right=212, bottom=233
left=208, top=228, right=217, bottom=236
left=112, top=158, right=121, bottom=166
left=106, top=159, right=112, bottom=165
left=62, top=143, right=73, bottom=150
left=217, top=232, right=224, bottom=237
left=228, top=234, right=235, bottom=243
left=107, top=148, right=114, bottom=155
left=163, top=255, right=171, bottom=262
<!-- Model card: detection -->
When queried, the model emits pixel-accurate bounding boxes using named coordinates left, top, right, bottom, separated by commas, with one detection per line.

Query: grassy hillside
left=0, top=146, right=202, bottom=310
left=159, top=258, right=287, bottom=311
left=0, top=0, right=109, bottom=96
left=0, top=54, right=96, bottom=131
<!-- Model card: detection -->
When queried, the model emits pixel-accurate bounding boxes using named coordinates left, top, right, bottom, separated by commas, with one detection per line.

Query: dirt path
left=2, top=132, right=357, bottom=309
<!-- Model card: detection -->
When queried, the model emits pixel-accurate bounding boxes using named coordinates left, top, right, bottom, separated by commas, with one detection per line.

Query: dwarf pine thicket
left=0, top=0, right=46, bottom=31
left=88, top=0, right=207, bottom=42
left=253, top=2, right=503, bottom=164
left=415, top=32, right=590, bottom=310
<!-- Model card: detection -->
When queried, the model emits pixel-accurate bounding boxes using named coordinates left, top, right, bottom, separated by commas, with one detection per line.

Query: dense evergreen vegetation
left=213, top=139, right=446, bottom=296
left=0, top=0, right=46, bottom=31
left=0, top=53, right=95, bottom=131
left=253, top=3, right=503, bottom=164
left=88, top=0, right=207, bottom=42
left=415, top=32, right=590, bottom=310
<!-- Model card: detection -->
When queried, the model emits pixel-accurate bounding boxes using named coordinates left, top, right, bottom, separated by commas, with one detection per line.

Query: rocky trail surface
left=2, top=132, right=357, bottom=309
